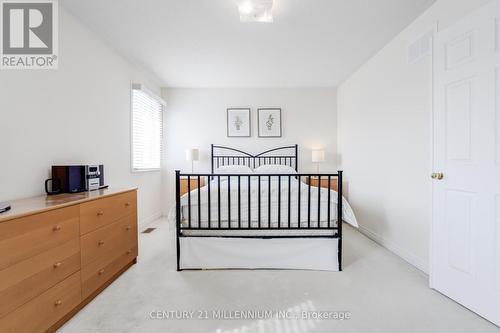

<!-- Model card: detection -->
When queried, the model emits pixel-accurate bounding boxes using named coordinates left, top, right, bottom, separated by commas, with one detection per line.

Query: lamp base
left=313, top=163, right=321, bottom=174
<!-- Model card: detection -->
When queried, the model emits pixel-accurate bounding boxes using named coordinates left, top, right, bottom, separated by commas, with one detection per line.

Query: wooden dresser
left=0, top=188, right=138, bottom=333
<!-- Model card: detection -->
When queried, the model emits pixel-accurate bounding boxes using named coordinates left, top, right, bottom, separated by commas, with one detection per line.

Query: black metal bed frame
left=175, top=145, right=343, bottom=271
left=211, top=144, right=299, bottom=172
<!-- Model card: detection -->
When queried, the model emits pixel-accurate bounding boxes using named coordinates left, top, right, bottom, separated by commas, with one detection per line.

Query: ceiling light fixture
left=237, top=0, right=274, bottom=23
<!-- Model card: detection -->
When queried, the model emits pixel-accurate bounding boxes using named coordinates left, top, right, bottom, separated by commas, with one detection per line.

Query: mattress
left=180, top=176, right=357, bottom=236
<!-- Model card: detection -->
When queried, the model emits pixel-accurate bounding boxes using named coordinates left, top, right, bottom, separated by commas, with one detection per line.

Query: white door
left=432, top=0, right=500, bottom=326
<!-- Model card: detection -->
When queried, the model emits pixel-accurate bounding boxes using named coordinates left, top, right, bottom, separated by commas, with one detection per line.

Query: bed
left=175, top=145, right=357, bottom=271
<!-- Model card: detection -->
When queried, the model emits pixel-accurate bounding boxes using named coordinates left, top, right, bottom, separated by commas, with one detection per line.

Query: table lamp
left=311, top=149, right=325, bottom=174
left=186, top=148, right=199, bottom=173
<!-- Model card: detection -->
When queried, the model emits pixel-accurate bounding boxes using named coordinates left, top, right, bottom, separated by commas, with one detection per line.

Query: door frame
left=429, top=21, right=438, bottom=288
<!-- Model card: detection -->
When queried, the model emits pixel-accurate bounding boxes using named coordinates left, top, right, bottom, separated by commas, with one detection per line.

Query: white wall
left=337, top=0, right=492, bottom=273
left=162, top=88, right=337, bottom=211
left=0, top=8, right=164, bottom=225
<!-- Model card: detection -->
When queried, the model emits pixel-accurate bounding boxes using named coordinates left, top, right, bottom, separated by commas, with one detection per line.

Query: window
left=131, top=84, right=164, bottom=171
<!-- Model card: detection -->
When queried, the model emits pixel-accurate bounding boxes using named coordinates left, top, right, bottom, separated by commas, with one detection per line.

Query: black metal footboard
left=175, top=171, right=344, bottom=272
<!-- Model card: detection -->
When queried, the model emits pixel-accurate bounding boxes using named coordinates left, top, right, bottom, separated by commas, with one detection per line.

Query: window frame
left=130, top=83, right=166, bottom=173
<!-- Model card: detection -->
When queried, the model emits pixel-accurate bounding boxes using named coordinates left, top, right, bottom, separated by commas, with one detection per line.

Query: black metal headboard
left=211, top=144, right=299, bottom=173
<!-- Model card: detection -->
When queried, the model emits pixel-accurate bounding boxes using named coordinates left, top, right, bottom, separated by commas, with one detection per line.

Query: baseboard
left=357, top=225, right=428, bottom=274
left=139, top=211, right=163, bottom=227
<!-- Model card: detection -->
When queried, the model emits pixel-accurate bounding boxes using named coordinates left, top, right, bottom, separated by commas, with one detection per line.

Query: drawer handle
left=125, top=202, right=131, bottom=207
left=97, top=211, right=104, bottom=216
left=54, top=300, right=63, bottom=306
left=125, top=226, right=131, bottom=231
left=98, top=269, right=105, bottom=275
left=98, top=240, right=105, bottom=246
left=52, top=225, right=62, bottom=231
left=127, top=249, right=132, bottom=255
left=53, top=262, right=62, bottom=268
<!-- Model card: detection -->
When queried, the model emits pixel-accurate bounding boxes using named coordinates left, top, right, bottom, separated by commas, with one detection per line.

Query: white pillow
left=214, top=165, right=253, bottom=174
left=254, top=164, right=297, bottom=174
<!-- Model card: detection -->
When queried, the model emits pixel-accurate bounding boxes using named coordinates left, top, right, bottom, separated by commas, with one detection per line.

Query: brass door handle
left=431, top=172, right=444, bottom=180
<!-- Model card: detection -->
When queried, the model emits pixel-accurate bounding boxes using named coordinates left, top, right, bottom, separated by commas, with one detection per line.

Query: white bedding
left=181, top=237, right=340, bottom=271
left=180, top=176, right=357, bottom=229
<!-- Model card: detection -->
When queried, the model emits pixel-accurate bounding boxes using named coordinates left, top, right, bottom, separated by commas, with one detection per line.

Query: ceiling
left=62, top=0, right=436, bottom=88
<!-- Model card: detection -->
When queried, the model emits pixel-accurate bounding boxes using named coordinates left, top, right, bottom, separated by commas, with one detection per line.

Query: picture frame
left=258, top=108, right=282, bottom=137
left=227, top=108, right=251, bottom=137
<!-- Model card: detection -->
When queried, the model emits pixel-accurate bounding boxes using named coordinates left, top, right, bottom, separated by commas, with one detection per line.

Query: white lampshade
left=237, top=0, right=274, bottom=23
left=185, top=148, right=199, bottom=161
left=311, top=150, right=325, bottom=163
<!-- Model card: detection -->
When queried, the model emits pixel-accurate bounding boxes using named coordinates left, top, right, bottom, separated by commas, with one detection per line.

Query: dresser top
left=0, top=188, right=137, bottom=223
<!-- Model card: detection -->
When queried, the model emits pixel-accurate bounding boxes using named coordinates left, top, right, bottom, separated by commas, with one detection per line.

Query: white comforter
left=180, top=176, right=357, bottom=228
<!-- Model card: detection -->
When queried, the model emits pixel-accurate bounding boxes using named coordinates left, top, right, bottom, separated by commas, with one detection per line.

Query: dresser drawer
left=0, top=238, right=80, bottom=318
left=0, top=272, right=81, bottom=333
left=82, top=246, right=137, bottom=299
left=0, top=206, right=80, bottom=270
left=80, top=191, right=137, bottom=235
left=80, top=214, right=137, bottom=266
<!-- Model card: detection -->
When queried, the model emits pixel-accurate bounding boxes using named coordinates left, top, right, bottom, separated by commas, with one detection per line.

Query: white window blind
left=131, top=85, right=164, bottom=171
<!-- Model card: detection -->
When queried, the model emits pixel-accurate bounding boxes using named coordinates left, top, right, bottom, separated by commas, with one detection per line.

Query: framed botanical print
left=227, top=108, right=251, bottom=137
left=258, top=108, right=282, bottom=137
